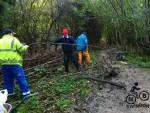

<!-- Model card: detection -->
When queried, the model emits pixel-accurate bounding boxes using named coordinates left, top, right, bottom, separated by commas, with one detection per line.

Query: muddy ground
left=85, top=64, right=150, bottom=113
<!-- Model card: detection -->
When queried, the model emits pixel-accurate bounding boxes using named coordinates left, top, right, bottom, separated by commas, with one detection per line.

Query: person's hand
left=47, top=41, right=53, bottom=46
left=55, top=46, right=57, bottom=52
left=25, top=45, right=29, bottom=48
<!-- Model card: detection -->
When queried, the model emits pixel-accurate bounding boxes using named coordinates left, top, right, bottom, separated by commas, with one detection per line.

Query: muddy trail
left=83, top=65, right=150, bottom=113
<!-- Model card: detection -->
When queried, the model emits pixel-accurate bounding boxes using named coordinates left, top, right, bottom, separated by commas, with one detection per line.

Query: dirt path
left=86, top=64, right=150, bottom=113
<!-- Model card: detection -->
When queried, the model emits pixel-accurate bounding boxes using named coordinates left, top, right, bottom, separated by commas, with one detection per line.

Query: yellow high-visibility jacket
left=0, top=34, right=28, bottom=66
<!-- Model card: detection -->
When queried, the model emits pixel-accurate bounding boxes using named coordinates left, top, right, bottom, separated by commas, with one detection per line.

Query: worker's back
left=76, top=33, right=88, bottom=51
left=0, top=34, right=22, bottom=66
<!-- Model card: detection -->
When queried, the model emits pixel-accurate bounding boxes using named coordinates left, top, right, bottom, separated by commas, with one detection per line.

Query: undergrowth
left=126, top=52, right=150, bottom=68
left=9, top=66, right=91, bottom=113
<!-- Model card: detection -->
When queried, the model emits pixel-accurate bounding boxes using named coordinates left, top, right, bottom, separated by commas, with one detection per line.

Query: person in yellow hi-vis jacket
left=75, top=32, right=91, bottom=67
left=0, top=28, right=30, bottom=97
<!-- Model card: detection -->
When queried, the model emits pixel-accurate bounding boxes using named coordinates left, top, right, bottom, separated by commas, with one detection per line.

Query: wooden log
left=74, top=76, right=126, bottom=90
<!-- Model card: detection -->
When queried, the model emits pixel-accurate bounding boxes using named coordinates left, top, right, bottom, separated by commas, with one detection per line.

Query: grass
left=8, top=68, right=91, bottom=113
left=16, top=96, right=41, bottom=113
left=46, top=74, right=91, bottom=112
left=55, top=97, right=71, bottom=111
left=126, top=52, right=150, bottom=68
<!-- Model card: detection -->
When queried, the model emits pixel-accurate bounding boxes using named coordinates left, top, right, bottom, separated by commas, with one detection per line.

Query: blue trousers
left=2, top=65, right=30, bottom=95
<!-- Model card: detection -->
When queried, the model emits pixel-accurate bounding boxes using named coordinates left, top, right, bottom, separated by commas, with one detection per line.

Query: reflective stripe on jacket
left=0, top=34, right=28, bottom=66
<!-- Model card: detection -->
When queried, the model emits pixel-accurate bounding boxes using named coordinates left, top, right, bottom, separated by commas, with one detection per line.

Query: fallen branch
left=74, top=76, right=126, bottom=90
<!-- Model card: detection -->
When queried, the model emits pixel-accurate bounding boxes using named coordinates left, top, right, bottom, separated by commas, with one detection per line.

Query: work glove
left=19, top=44, right=29, bottom=56
left=47, top=41, right=53, bottom=46
left=24, top=45, right=29, bottom=49
left=48, top=41, right=56, bottom=46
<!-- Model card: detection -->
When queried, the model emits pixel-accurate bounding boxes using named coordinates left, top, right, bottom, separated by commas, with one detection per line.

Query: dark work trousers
left=63, top=52, right=79, bottom=73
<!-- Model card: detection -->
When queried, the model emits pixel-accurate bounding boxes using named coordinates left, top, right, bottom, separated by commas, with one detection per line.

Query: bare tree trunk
left=145, top=0, right=150, bottom=43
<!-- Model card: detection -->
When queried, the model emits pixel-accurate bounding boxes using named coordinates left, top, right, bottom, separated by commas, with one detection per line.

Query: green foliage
left=74, top=80, right=91, bottom=100
left=1, top=0, right=150, bottom=53
left=22, top=70, right=91, bottom=113
left=55, top=98, right=71, bottom=111
left=127, top=53, right=150, bottom=68
left=15, top=96, right=41, bottom=113
left=0, top=0, right=14, bottom=31
left=46, top=75, right=90, bottom=112
left=90, top=50, right=97, bottom=63
left=54, top=79, right=74, bottom=95
left=34, top=66, right=48, bottom=74
left=55, top=66, right=64, bottom=75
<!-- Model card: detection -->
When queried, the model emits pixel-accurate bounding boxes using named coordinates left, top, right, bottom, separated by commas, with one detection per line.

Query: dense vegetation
left=10, top=70, right=91, bottom=113
left=0, top=0, right=150, bottom=113
left=0, top=0, right=150, bottom=54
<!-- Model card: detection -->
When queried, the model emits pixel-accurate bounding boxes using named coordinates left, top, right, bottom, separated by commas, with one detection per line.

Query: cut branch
left=74, top=76, right=126, bottom=90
